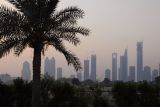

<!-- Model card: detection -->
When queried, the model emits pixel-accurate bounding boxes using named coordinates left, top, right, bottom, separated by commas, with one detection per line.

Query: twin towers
left=21, top=57, right=62, bottom=81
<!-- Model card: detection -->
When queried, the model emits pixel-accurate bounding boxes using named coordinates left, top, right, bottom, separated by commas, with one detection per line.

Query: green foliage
left=0, top=78, right=32, bottom=107
left=0, top=78, right=110, bottom=107
left=113, top=81, right=160, bottom=107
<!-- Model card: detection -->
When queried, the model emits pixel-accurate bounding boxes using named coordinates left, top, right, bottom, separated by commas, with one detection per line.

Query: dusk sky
left=0, top=0, right=160, bottom=80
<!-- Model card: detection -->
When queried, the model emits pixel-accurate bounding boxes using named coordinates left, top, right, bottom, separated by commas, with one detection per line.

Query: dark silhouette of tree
left=113, top=82, right=139, bottom=107
left=0, top=81, right=13, bottom=107
left=137, top=81, right=160, bottom=107
left=72, top=78, right=81, bottom=85
left=12, top=78, right=32, bottom=107
left=0, top=0, right=89, bottom=107
left=113, top=81, right=160, bottom=107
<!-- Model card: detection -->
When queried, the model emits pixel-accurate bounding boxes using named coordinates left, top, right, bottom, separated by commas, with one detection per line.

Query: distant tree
left=112, top=82, right=138, bottom=107
left=0, top=0, right=89, bottom=107
left=72, top=78, right=81, bottom=85
left=0, top=81, right=13, bottom=107
left=155, top=76, right=160, bottom=84
left=83, top=79, right=95, bottom=86
left=12, top=78, right=32, bottom=107
left=137, top=81, right=160, bottom=107
left=93, top=97, right=109, bottom=107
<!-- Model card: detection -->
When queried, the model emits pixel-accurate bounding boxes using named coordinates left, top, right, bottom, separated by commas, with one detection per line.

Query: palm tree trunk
left=32, top=46, right=41, bottom=107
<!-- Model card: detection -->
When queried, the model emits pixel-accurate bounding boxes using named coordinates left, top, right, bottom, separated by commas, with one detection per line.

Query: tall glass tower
left=119, top=49, right=128, bottom=81
left=137, top=42, right=143, bottom=81
left=22, top=61, right=31, bottom=81
left=91, top=54, right=97, bottom=81
left=44, top=57, right=56, bottom=79
left=112, top=53, right=118, bottom=81
left=84, top=60, right=90, bottom=81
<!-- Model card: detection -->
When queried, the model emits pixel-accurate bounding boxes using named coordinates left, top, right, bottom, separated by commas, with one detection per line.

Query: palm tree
left=0, top=0, right=89, bottom=107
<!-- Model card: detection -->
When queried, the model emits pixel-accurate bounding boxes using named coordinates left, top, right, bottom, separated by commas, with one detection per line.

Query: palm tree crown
left=0, top=0, right=89, bottom=71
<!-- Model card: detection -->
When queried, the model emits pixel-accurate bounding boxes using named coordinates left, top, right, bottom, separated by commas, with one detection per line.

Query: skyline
left=0, top=0, right=160, bottom=80
left=1, top=41, right=160, bottom=81
left=4, top=44, right=160, bottom=82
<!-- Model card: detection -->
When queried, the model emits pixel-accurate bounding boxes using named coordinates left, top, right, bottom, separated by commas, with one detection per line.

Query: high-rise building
left=91, top=54, right=97, bottom=81
left=44, top=57, right=56, bottom=79
left=70, top=75, right=76, bottom=79
left=84, top=60, right=90, bottom=81
left=77, top=72, right=82, bottom=81
left=57, top=67, right=62, bottom=79
left=44, top=57, right=50, bottom=75
left=143, top=66, right=151, bottom=82
left=50, top=57, right=56, bottom=79
left=137, top=42, right=143, bottom=81
left=119, top=56, right=124, bottom=81
left=112, top=53, right=118, bottom=81
left=129, top=66, right=136, bottom=81
left=119, top=49, right=128, bottom=81
left=105, top=69, right=111, bottom=80
left=21, top=61, right=31, bottom=81
left=152, top=69, right=158, bottom=81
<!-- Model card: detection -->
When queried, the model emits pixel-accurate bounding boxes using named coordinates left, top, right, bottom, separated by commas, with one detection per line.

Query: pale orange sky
left=0, top=0, right=160, bottom=80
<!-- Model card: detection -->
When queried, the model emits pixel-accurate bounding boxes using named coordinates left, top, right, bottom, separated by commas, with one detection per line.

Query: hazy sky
left=0, top=0, right=160, bottom=80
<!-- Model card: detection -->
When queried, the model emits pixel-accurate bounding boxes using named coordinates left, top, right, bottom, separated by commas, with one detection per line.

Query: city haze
left=0, top=0, right=160, bottom=80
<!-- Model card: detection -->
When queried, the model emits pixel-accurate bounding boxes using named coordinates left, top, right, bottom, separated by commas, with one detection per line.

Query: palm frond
left=7, top=0, right=22, bottom=11
left=8, top=0, right=59, bottom=23
left=0, top=6, right=27, bottom=39
left=13, top=39, right=29, bottom=56
left=52, top=6, right=84, bottom=22
left=8, top=0, right=39, bottom=21
left=38, top=0, right=59, bottom=19
left=45, top=25, right=89, bottom=45
left=0, top=38, right=21, bottom=58
left=46, top=37, right=81, bottom=71
left=56, top=26, right=90, bottom=36
left=46, top=7, right=84, bottom=31
left=45, top=31, right=80, bottom=45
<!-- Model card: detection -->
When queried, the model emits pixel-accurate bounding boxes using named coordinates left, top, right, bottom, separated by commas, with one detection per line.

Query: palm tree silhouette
left=0, top=0, right=89, bottom=107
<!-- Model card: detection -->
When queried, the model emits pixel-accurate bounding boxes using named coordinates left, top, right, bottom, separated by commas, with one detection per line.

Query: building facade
left=57, top=67, right=62, bottom=79
left=129, top=66, right=136, bottom=81
left=105, top=69, right=111, bottom=80
left=112, top=53, right=118, bottom=81
left=137, top=42, right=143, bottom=81
left=84, top=60, right=90, bottom=81
left=21, top=61, right=31, bottom=81
left=44, top=57, right=56, bottom=79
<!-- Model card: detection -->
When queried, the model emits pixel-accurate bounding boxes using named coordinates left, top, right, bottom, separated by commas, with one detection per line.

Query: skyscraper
left=84, top=60, right=89, bottom=81
left=152, top=69, right=158, bottom=81
left=112, top=53, right=118, bottom=81
left=129, top=66, right=136, bottom=81
left=143, top=66, right=151, bottom=82
left=44, top=57, right=50, bottom=75
left=105, top=69, right=111, bottom=80
left=91, top=54, right=97, bottom=81
left=124, top=49, right=128, bottom=81
left=77, top=72, right=82, bottom=81
left=119, top=56, right=124, bottom=81
left=119, top=49, right=128, bottom=81
left=70, top=75, right=76, bottom=79
left=137, top=42, right=143, bottom=81
left=57, top=67, right=62, bottom=79
left=44, top=57, right=56, bottom=79
left=50, top=57, right=56, bottom=79
left=22, top=61, right=31, bottom=81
